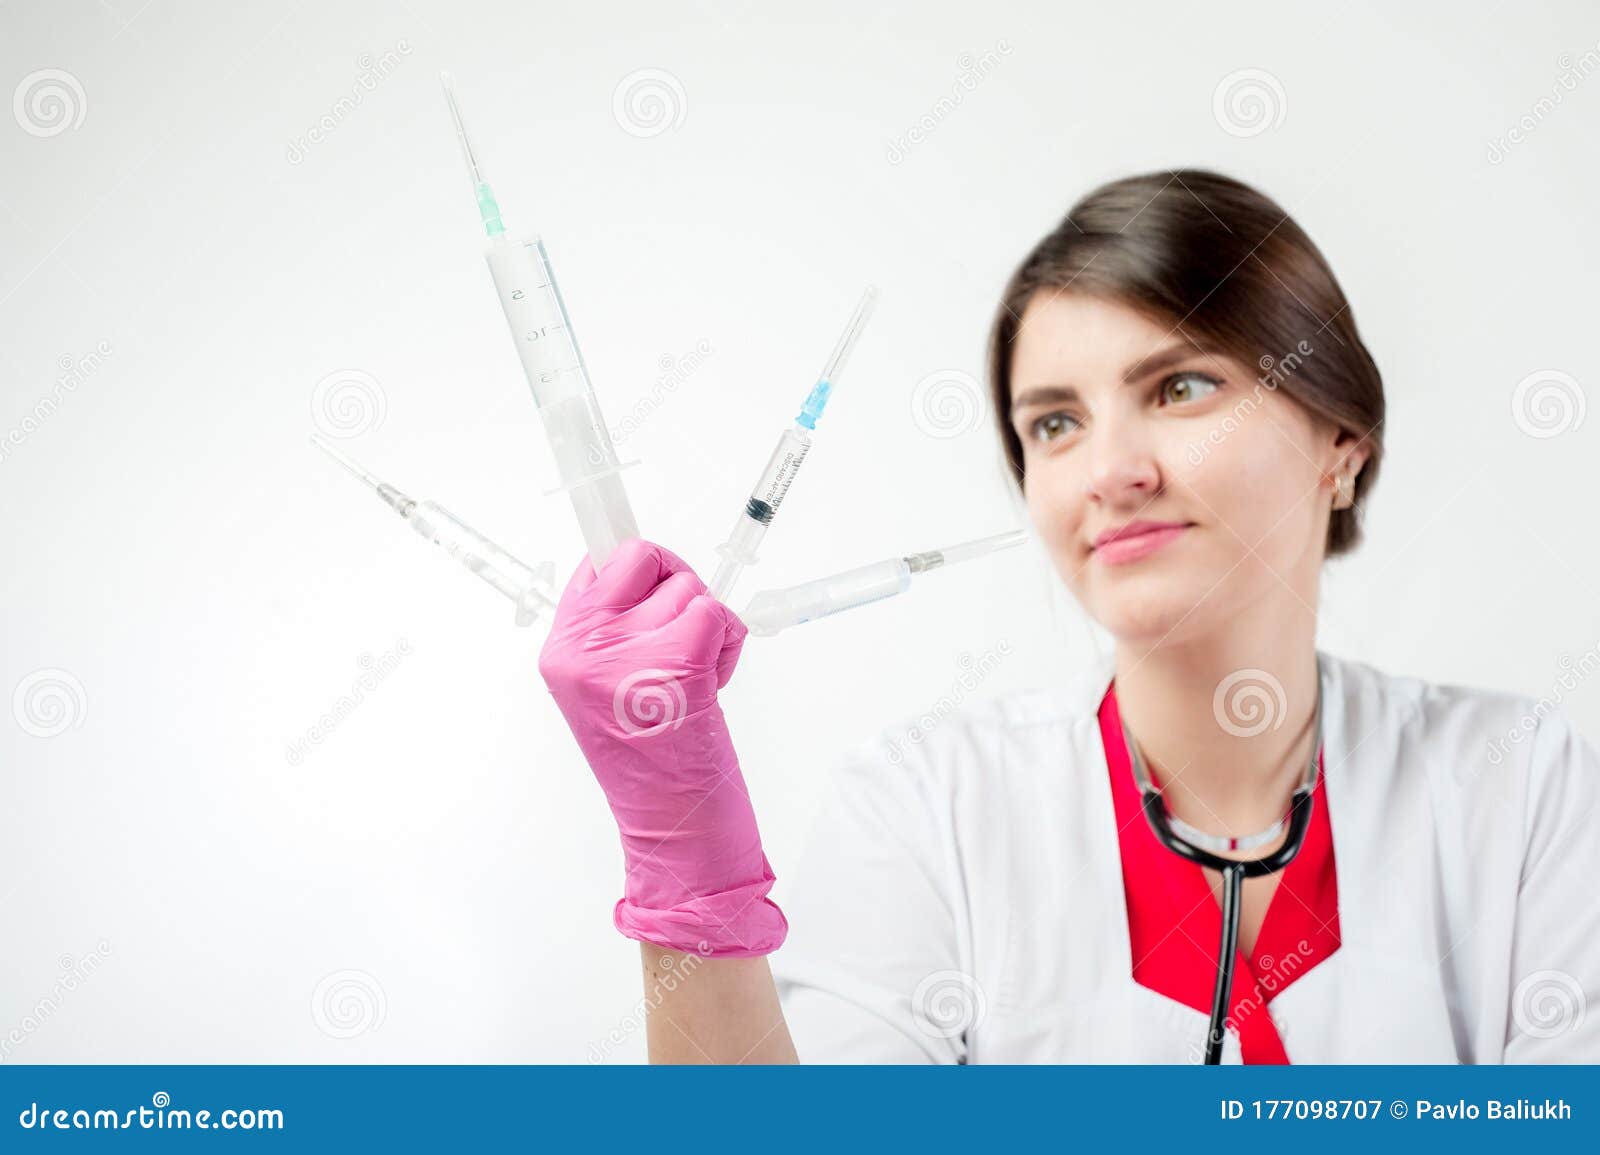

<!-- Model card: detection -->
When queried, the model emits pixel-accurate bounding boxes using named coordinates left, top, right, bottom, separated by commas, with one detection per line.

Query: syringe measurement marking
left=760, top=447, right=808, bottom=507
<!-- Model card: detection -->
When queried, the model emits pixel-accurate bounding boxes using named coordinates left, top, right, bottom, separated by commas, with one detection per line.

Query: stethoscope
left=1120, top=664, right=1324, bottom=1065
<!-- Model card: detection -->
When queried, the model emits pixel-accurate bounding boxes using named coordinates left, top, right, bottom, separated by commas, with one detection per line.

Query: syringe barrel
left=409, top=500, right=542, bottom=605
left=716, top=424, right=813, bottom=568
left=741, top=559, right=911, bottom=635
left=750, top=424, right=812, bottom=523
left=484, top=236, right=639, bottom=567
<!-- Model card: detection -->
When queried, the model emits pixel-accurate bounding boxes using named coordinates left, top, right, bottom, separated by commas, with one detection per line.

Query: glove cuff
left=612, top=879, right=789, bottom=958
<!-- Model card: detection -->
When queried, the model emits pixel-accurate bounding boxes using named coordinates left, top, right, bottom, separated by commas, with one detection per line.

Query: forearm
left=641, top=945, right=798, bottom=1064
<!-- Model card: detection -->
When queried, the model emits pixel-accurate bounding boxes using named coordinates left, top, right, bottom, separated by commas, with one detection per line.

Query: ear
left=1331, top=426, right=1373, bottom=481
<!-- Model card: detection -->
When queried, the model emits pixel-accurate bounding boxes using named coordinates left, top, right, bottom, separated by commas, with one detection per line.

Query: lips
left=1090, top=520, right=1192, bottom=565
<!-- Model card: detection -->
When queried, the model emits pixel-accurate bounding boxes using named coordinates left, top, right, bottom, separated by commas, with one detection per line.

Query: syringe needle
left=309, top=434, right=382, bottom=491
left=818, top=285, right=877, bottom=386
left=439, top=69, right=505, bottom=237
left=439, top=70, right=484, bottom=187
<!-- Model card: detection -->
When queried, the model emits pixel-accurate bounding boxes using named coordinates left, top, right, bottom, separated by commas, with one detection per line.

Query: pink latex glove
left=537, top=537, right=788, bottom=958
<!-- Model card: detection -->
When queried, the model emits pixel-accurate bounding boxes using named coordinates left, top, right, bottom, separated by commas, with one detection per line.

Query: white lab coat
left=769, top=648, right=1600, bottom=1063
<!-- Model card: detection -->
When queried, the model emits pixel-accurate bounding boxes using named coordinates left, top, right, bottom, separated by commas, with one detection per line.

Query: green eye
left=1030, top=412, right=1079, bottom=443
left=1163, top=371, right=1222, bottom=405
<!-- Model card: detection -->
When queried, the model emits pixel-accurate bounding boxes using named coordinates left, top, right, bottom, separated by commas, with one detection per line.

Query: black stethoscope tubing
left=1124, top=667, right=1323, bottom=1065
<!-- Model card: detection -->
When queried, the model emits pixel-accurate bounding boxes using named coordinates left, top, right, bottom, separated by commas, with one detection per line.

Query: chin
left=1096, top=601, right=1193, bottom=645
left=1081, top=573, right=1219, bottom=645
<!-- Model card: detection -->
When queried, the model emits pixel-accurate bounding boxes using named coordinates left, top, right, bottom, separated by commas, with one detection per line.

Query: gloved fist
left=537, top=537, right=787, bottom=957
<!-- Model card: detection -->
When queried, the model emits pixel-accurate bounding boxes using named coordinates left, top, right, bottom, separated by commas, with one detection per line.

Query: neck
left=1112, top=592, right=1321, bottom=837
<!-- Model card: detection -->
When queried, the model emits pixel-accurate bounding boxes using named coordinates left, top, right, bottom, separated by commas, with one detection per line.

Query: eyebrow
left=1009, top=342, right=1222, bottom=414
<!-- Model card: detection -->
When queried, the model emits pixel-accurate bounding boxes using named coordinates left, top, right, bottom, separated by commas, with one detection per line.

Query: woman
left=537, top=170, right=1600, bottom=1064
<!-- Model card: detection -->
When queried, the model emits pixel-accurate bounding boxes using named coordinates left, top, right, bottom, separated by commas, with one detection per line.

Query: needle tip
left=308, top=433, right=377, bottom=488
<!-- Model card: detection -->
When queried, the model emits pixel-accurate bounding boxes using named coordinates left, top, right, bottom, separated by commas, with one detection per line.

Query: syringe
left=441, top=71, right=639, bottom=569
left=311, top=435, right=556, bottom=627
left=707, top=287, right=877, bottom=601
left=739, top=529, right=1028, bottom=636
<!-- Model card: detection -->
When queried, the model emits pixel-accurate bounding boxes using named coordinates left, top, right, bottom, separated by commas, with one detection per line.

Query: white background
left=2, top=0, right=1597, bottom=1062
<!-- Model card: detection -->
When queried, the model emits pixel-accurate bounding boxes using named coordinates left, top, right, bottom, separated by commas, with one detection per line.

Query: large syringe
left=441, top=71, right=639, bottom=569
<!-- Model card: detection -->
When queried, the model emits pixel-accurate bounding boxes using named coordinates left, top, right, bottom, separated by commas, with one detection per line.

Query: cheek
left=1022, top=457, right=1085, bottom=552
left=1174, top=419, right=1319, bottom=547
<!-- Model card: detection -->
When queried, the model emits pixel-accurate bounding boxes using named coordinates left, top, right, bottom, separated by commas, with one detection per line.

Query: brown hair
left=987, top=169, right=1384, bottom=556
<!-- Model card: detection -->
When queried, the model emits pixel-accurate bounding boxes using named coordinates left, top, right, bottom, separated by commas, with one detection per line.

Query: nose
left=1084, top=414, right=1161, bottom=508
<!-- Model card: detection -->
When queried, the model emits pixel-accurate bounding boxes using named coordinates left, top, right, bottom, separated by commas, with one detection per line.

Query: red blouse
left=1097, top=680, right=1342, bottom=1063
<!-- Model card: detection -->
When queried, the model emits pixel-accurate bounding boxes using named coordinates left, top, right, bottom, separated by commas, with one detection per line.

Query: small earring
left=1333, top=473, right=1353, bottom=510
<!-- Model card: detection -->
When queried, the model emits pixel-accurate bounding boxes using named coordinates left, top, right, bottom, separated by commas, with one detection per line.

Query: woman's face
left=1008, top=291, right=1362, bottom=646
